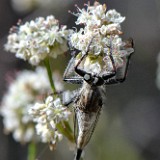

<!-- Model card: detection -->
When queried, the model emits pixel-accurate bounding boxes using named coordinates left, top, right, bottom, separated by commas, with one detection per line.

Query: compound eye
left=84, top=74, right=91, bottom=81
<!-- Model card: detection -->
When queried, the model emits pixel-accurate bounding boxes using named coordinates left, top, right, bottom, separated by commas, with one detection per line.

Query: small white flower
left=75, top=2, right=106, bottom=27
left=5, top=15, right=72, bottom=65
left=106, top=9, right=125, bottom=24
left=29, top=95, right=71, bottom=145
left=85, top=62, right=102, bottom=74
left=100, top=24, right=121, bottom=35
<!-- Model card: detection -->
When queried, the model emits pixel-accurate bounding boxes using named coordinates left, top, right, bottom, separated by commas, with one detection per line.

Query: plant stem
left=44, top=58, right=56, bottom=93
left=56, top=121, right=74, bottom=143
left=44, top=58, right=74, bottom=142
left=28, top=142, right=36, bottom=160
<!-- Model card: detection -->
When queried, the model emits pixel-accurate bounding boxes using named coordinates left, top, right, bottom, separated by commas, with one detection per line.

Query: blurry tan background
left=0, top=0, right=160, bottom=160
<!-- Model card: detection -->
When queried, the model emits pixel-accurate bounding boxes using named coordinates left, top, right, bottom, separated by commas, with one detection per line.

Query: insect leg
left=101, top=40, right=117, bottom=81
left=104, top=52, right=133, bottom=84
left=63, top=56, right=83, bottom=84
left=74, top=37, right=95, bottom=77
left=109, top=36, right=117, bottom=72
left=104, top=38, right=134, bottom=84
left=102, top=36, right=118, bottom=81
left=61, top=90, right=79, bottom=106
left=50, top=90, right=78, bottom=107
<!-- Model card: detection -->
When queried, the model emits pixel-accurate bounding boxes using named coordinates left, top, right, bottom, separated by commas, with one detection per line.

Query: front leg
left=104, top=52, right=133, bottom=85
left=63, top=56, right=83, bottom=84
left=74, top=36, right=95, bottom=77
left=104, top=38, right=134, bottom=85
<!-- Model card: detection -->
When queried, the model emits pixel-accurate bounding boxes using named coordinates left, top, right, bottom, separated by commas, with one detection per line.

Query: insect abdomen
left=74, top=83, right=103, bottom=160
left=76, top=106, right=101, bottom=149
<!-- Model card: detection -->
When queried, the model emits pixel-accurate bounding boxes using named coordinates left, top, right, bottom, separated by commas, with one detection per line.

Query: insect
left=63, top=38, right=134, bottom=160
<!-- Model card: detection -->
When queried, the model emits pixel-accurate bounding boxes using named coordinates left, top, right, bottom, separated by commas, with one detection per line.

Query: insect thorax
left=75, top=82, right=103, bottom=113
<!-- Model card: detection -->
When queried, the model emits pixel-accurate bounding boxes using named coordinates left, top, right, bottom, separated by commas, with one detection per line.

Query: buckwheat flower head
left=70, top=1, right=134, bottom=72
left=5, top=15, right=71, bottom=65
left=75, top=1, right=106, bottom=27
left=28, top=95, right=71, bottom=146
left=0, top=67, right=63, bottom=143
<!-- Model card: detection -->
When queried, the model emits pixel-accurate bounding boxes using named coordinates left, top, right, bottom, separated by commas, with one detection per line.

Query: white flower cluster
left=5, top=15, right=71, bottom=65
left=70, top=2, right=134, bottom=72
left=28, top=96, right=71, bottom=146
left=0, top=67, right=63, bottom=143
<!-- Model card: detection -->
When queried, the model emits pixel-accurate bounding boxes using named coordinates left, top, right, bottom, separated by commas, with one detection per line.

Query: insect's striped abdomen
left=74, top=83, right=103, bottom=160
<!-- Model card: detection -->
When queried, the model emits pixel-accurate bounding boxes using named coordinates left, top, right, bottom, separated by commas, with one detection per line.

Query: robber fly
left=63, top=38, right=134, bottom=160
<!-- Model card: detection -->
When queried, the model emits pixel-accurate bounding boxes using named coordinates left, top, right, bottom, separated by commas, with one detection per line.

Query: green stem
left=44, top=58, right=56, bottom=93
left=56, top=121, right=74, bottom=143
left=27, top=142, right=36, bottom=160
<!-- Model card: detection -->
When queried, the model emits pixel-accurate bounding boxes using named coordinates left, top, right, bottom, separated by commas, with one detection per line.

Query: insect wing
left=74, top=107, right=101, bottom=149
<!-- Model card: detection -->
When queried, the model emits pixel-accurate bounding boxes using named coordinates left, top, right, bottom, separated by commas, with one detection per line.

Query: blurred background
left=0, top=0, right=160, bottom=160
